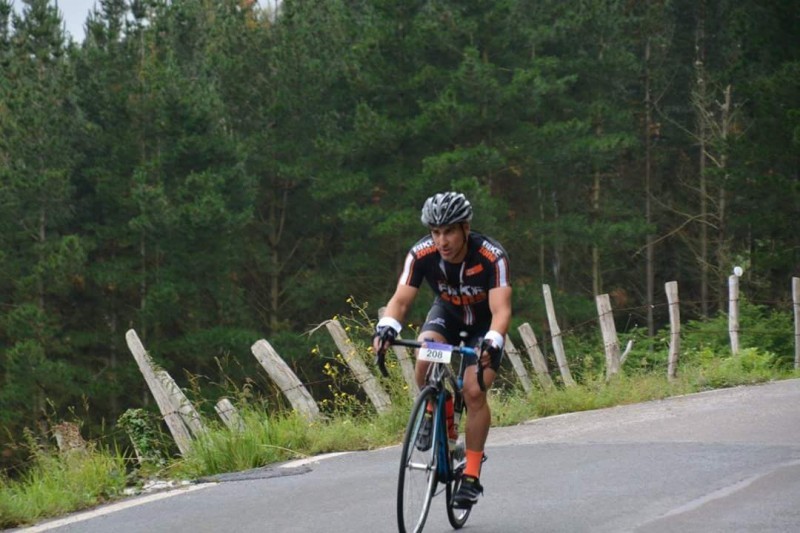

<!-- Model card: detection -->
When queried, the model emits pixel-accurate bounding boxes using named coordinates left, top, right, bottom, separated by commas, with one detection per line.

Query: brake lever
left=476, top=362, right=486, bottom=392
left=375, top=349, right=389, bottom=377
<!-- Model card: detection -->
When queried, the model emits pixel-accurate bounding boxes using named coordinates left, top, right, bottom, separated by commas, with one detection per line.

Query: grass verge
left=0, top=448, right=127, bottom=529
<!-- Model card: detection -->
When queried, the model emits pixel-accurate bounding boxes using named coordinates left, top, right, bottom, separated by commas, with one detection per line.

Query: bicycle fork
left=435, top=391, right=463, bottom=483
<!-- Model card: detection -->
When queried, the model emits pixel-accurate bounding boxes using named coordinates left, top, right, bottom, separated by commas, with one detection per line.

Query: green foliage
left=311, top=298, right=415, bottom=416
left=175, top=403, right=410, bottom=480
left=685, top=347, right=780, bottom=389
left=679, top=297, right=794, bottom=369
left=1, top=0, right=798, bottom=494
left=494, top=373, right=691, bottom=423
left=176, top=410, right=309, bottom=478
left=0, top=439, right=126, bottom=529
left=116, top=409, right=168, bottom=471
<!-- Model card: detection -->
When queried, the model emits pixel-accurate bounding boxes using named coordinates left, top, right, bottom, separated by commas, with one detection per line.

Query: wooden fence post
left=665, top=281, right=680, bottom=381
left=595, top=294, right=621, bottom=379
left=156, top=369, right=206, bottom=437
left=125, top=329, right=193, bottom=455
left=729, top=274, right=740, bottom=355
left=251, top=339, right=321, bottom=421
left=503, top=336, right=532, bottom=393
left=542, top=284, right=576, bottom=387
left=517, top=323, right=554, bottom=390
left=378, top=307, right=419, bottom=398
left=325, top=319, right=392, bottom=414
left=793, top=277, right=800, bottom=370
left=215, top=398, right=245, bottom=432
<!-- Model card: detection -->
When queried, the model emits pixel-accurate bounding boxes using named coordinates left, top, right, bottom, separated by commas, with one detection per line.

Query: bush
left=679, top=297, right=793, bottom=369
left=687, top=346, right=781, bottom=389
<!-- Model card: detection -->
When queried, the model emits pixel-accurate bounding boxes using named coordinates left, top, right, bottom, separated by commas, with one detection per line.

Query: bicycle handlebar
left=375, top=338, right=486, bottom=392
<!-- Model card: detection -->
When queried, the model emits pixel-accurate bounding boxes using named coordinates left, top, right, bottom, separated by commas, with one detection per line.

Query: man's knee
left=462, top=379, right=487, bottom=407
left=464, top=368, right=496, bottom=404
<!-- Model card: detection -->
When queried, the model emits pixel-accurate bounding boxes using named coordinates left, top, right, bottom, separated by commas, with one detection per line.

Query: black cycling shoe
left=415, top=412, right=433, bottom=451
left=453, top=476, right=483, bottom=508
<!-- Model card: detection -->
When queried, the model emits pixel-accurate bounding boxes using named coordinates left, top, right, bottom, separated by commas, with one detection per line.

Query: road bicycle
left=377, top=338, right=485, bottom=533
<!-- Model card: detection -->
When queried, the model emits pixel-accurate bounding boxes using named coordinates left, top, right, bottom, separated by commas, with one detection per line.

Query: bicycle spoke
left=397, top=388, right=438, bottom=533
left=446, top=467, right=472, bottom=529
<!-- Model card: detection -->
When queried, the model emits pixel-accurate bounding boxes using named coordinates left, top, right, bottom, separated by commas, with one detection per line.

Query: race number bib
left=417, top=342, right=452, bottom=364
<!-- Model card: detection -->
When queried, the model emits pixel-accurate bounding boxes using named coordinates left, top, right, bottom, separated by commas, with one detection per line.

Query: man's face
left=430, top=223, right=468, bottom=263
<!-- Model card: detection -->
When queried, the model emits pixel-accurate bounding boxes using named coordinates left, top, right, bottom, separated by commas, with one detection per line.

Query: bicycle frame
left=425, top=356, right=464, bottom=482
left=390, top=338, right=478, bottom=532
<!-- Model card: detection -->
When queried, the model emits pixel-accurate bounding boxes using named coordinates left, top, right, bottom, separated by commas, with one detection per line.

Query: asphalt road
left=21, top=378, right=800, bottom=533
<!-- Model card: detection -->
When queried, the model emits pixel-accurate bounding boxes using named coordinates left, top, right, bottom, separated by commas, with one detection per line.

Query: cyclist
left=373, top=191, right=512, bottom=508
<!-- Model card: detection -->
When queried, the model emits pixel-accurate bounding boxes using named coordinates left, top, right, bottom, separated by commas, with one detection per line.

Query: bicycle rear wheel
left=397, top=386, right=439, bottom=533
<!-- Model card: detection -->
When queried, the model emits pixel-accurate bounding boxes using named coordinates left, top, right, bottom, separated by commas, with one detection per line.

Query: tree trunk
left=267, top=185, right=289, bottom=331
left=644, top=35, right=655, bottom=346
left=592, top=170, right=601, bottom=296
left=696, top=3, right=710, bottom=318
left=716, top=85, right=732, bottom=310
left=551, top=192, right=561, bottom=289
left=538, top=175, right=545, bottom=283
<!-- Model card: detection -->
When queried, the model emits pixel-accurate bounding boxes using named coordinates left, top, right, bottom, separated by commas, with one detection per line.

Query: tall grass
left=0, top=447, right=127, bottom=529
left=174, top=397, right=413, bottom=479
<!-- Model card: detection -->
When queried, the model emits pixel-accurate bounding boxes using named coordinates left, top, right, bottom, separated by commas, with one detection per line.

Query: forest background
left=0, top=0, right=797, bottom=472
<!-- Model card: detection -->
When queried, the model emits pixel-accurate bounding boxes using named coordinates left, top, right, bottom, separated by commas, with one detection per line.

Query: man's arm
left=487, top=286, right=512, bottom=337
left=383, top=283, right=419, bottom=326
left=373, top=283, right=419, bottom=354
left=479, top=286, right=512, bottom=369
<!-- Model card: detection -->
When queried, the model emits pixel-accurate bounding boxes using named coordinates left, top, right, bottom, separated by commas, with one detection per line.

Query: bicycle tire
left=397, top=386, right=439, bottom=533
left=445, top=461, right=471, bottom=528
left=445, top=388, right=471, bottom=529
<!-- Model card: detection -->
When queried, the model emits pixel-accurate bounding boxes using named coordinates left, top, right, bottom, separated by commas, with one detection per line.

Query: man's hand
left=480, top=341, right=500, bottom=367
left=372, top=317, right=402, bottom=377
left=373, top=324, right=398, bottom=356
left=479, top=333, right=503, bottom=371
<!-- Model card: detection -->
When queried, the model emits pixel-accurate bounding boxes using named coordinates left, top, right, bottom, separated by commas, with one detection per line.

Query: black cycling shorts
left=420, top=303, right=504, bottom=371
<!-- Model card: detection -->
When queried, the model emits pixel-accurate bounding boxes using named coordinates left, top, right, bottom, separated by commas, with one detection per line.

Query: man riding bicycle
left=373, top=191, right=512, bottom=508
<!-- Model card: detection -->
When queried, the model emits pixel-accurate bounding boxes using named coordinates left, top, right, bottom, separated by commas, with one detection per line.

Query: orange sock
left=464, top=449, right=483, bottom=479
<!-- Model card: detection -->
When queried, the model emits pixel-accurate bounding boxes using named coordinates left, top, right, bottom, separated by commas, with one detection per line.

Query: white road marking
left=21, top=483, right=215, bottom=532
left=279, top=451, right=350, bottom=469
left=633, top=459, right=800, bottom=530
left=22, top=452, right=351, bottom=531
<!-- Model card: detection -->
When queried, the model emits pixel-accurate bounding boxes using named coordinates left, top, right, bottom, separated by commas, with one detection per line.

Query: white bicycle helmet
left=420, top=192, right=473, bottom=227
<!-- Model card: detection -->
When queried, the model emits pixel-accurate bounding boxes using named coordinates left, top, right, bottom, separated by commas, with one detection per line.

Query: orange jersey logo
left=465, top=264, right=484, bottom=277
left=439, top=291, right=488, bottom=306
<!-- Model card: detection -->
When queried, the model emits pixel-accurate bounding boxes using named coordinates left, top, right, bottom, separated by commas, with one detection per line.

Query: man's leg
left=414, top=331, right=446, bottom=387
left=412, top=331, right=447, bottom=451
left=462, top=367, right=496, bottom=465
left=454, top=366, right=496, bottom=507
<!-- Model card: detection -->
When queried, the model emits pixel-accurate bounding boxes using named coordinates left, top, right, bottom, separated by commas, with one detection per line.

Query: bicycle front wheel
left=397, top=386, right=439, bottom=533
left=445, top=462, right=471, bottom=529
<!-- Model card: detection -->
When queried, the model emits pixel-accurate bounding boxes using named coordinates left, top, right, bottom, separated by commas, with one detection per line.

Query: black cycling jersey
left=398, top=231, right=510, bottom=330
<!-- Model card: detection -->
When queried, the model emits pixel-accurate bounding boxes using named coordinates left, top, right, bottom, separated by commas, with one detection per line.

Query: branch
left=634, top=213, right=707, bottom=256
left=620, top=340, right=634, bottom=366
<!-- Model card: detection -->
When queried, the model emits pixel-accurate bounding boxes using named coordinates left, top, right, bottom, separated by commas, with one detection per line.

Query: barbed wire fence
left=122, top=276, right=799, bottom=455
left=6, top=277, right=797, bottom=478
